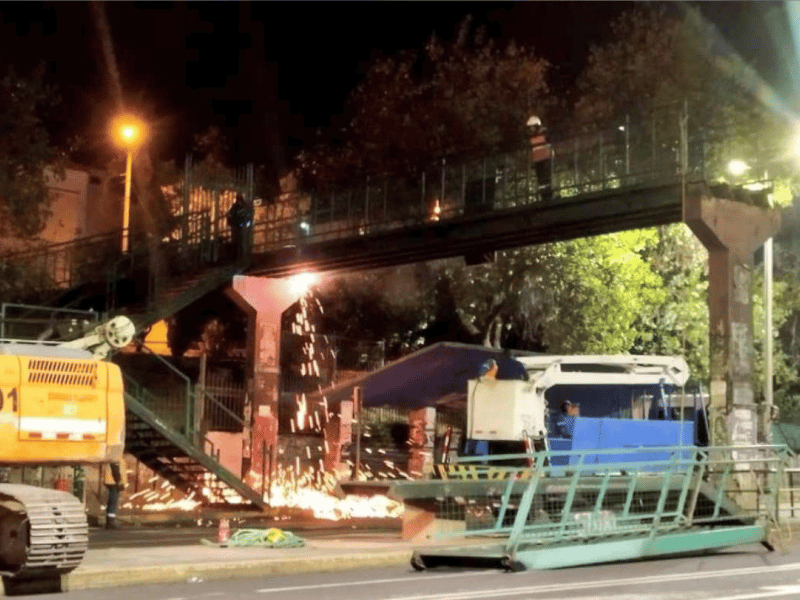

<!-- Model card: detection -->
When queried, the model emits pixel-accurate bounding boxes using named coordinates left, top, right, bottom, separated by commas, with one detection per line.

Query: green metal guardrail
left=406, top=444, right=788, bottom=571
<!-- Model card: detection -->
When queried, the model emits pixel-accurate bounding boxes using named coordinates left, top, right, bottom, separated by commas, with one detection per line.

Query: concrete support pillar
left=685, top=188, right=780, bottom=447
left=226, top=275, right=300, bottom=476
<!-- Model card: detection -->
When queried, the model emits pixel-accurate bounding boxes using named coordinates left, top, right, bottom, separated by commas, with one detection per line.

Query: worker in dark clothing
left=478, top=358, right=499, bottom=379
left=103, top=460, right=127, bottom=529
left=496, top=349, right=529, bottom=381
left=555, top=400, right=579, bottom=438
left=527, top=115, right=553, bottom=202
left=227, top=193, right=254, bottom=259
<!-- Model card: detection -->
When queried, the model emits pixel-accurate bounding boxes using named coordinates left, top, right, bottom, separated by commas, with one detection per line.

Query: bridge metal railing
left=0, top=161, right=255, bottom=312
left=0, top=303, right=104, bottom=341
left=0, top=105, right=778, bottom=309
left=250, top=105, right=776, bottom=256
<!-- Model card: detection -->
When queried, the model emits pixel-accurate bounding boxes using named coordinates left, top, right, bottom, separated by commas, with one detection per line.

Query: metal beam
left=248, top=183, right=684, bottom=277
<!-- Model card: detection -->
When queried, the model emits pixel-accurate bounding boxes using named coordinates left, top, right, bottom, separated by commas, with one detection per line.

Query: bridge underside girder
left=249, top=182, right=685, bottom=277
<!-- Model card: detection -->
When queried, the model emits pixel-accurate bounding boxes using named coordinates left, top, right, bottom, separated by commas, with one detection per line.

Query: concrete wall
left=0, top=165, right=119, bottom=253
left=41, top=168, right=89, bottom=243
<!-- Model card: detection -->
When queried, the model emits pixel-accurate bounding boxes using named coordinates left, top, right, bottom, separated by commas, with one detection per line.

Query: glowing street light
left=727, top=159, right=749, bottom=177
left=111, top=114, right=147, bottom=252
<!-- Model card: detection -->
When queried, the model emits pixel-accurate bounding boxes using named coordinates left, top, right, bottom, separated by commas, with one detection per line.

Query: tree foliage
left=0, top=64, right=64, bottom=237
left=297, top=17, right=549, bottom=188
left=303, top=7, right=713, bottom=378
left=631, top=225, right=708, bottom=381
left=577, top=5, right=758, bottom=122
left=314, top=226, right=710, bottom=374
left=575, top=4, right=787, bottom=184
left=751, top=235, right=800, bottom=420
left=316, top=265, right=439, bottom=360
left=576, top=4, right=796, bottom=400
left=536, top=231, right=666, bottom=355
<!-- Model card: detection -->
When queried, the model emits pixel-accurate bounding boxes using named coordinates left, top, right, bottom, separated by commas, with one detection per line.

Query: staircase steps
left=124, top=385, right=268, bottom=511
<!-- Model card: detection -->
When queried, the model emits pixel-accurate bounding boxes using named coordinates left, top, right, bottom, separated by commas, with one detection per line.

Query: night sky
left=0, top=1, right=793, bottom=169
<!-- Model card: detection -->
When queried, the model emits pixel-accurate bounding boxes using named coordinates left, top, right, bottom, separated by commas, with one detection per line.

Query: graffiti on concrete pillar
left=730, top=322, right=753, bottom=376
left=728, top=407, right=756, bottom=446
left=733, top=262, right=751, bottom=305
left=709, top=322, right=728, bottom=376
left=732, top=381, right=754, bottom=406
left=255, top=321, right=278, bottom=371
left=408, top=407, right=436, bottom=478
left=709, top=379, right=726, bottom=409
left=709, top=408, right=731, bottom=447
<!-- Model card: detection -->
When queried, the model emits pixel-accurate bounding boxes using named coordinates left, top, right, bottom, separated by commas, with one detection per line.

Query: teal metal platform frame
left=408, top=444, right=788, bottom=571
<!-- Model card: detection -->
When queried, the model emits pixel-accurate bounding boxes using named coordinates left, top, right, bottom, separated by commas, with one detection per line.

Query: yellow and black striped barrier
left=435, top=464, right=533, bottom=480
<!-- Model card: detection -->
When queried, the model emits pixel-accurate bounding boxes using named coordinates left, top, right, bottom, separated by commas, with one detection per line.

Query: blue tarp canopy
left=303, top=342, right=538, bottom=410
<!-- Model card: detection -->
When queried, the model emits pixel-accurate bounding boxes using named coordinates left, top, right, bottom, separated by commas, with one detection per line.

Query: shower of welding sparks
left=248, top=464, right=403, bottom=520
left=131, top=284, right=399, bottom=520
left=296, top=394, right=309, bottom=431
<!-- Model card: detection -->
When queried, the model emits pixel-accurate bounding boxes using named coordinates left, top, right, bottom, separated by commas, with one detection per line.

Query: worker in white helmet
left=527, top=115, right=553, bottom=202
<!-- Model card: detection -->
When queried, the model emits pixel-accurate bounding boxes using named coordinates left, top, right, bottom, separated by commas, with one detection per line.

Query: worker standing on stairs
left=228, top=193, right=254, bottom=259
left=103, top=460, right=128, bottom=529
left=527, top=115, right=553, bottom=202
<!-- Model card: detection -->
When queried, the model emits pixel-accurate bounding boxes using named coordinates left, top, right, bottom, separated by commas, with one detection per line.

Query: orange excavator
left=0, top=316, right=134, bottom=587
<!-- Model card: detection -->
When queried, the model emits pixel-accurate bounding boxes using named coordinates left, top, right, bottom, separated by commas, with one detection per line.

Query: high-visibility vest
left=530, top=132, right=552, bottom=163
left=103, top=461, right=129, bottom=489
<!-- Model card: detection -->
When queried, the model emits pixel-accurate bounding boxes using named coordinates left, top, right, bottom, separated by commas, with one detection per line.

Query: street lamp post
left=764, top=235, right=773, bottom=439
left=122, top=148, right=133, bottom=253
left=111, top=115, right=146, bottom=253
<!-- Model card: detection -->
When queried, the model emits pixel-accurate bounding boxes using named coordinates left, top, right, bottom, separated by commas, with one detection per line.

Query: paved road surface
left=14, top=544, right=800, bottom=600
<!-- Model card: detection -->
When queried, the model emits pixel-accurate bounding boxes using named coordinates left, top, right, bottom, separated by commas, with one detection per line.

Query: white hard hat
left=526, top=115, right=542, bottom=128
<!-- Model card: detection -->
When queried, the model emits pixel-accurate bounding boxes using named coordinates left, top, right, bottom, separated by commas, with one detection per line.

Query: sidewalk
left=63, top=535, right=416, bottom=592
left=0, top=529, right=418, bottom=596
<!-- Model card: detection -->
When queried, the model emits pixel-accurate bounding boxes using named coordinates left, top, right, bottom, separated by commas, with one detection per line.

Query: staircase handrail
left=199, top=387, right=247, bottom=429
left=134, top=343, right=247, bottom=436
left=124, top=386, right=267, bottom=509
left=134, top=344, right=194, bottom=437
left=0, top=229, right=123, bottom=260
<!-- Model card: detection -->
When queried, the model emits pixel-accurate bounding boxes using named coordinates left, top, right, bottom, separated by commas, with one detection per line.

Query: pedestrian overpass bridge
left=0, top=104, right=783, bottom=512
left=0, top=104, right=774, bottom=320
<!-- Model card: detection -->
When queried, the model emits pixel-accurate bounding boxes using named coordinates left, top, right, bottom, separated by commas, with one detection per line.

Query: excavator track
left=0, top=483, right=88, bottom=581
